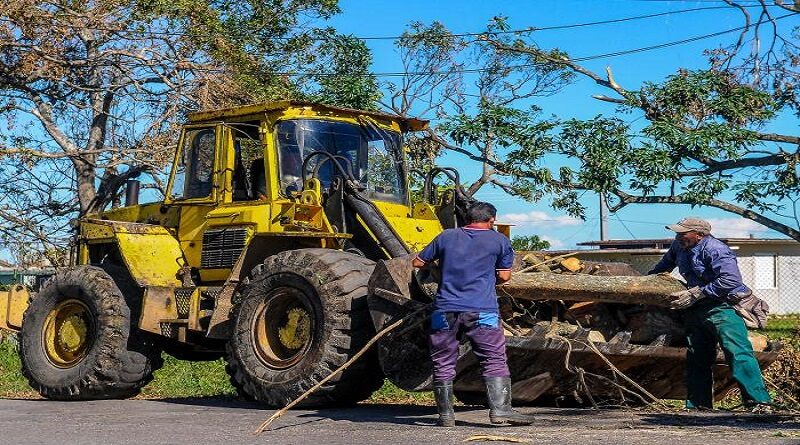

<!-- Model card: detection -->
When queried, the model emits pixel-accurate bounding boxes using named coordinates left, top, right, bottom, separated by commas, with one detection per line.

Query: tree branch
left=609, top=188, right=800, bottom=240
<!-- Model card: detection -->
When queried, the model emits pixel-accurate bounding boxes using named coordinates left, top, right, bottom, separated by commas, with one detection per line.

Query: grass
left=138, top=355, right=237, bottom=399
left=764, top=314, right=800, bottom=341
left=366, top=380, right=434, bottom=405
left=0, top=339, right=31, bottom=398
left=0, top=336, right=429, bottom=403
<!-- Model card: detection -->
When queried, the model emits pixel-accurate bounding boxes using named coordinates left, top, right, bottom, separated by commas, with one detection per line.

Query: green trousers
left=684, top=299, right=771, bottom=409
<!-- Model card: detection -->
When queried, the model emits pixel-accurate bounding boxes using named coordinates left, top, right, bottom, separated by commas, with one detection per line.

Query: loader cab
left=165, top=109, right=411, bottom=208
left=162, top=101, right=432, bottom=280
left=166, top=122, right=266, bottom=205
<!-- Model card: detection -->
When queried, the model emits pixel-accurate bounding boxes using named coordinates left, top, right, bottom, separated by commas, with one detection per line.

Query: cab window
left=229, top=122, right=265, bottom=201
left=171, top=128, right=216, bottom=200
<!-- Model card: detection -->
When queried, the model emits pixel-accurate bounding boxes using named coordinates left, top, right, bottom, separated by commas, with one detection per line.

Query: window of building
left=753, top=254, right=777, bottom=289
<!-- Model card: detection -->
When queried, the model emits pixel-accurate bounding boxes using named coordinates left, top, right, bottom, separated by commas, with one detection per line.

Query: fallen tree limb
left=500, top=272, right=686, bottom=307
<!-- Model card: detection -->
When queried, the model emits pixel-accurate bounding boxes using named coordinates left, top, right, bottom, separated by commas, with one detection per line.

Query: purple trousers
left=428, top=311, right=511, bottom=382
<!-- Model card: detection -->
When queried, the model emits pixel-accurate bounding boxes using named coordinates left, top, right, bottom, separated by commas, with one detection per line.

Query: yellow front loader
left=0, top=101, right=455, bottom=405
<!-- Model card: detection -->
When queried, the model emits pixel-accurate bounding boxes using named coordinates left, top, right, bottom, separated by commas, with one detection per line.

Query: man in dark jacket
left=649, top=217, right=771, bottom=411
left=412, top=202, right=534, bottom=427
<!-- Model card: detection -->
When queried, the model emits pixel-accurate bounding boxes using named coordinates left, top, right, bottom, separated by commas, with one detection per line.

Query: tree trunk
left=74, top=159, right=98, bottom=215
left=499, top=272, right=686, bottom=307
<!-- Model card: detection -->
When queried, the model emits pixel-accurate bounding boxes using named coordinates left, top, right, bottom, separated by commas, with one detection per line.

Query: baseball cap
left=666, top=217, right=711, bottom=234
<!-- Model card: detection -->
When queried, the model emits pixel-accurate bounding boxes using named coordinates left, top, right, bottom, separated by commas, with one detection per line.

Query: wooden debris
left=749, top=331, right=768, bottom=352
left=500, top=272, right=686, bottom=307
left=511, top=372, right=554, bottom=403
left=464, top=435, right=532, bottom=443
left=538, top=321, right=606, bottom=343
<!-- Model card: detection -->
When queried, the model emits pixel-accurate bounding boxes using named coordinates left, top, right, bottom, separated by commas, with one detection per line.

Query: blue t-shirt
left=416, top=227, right=514, bottom=312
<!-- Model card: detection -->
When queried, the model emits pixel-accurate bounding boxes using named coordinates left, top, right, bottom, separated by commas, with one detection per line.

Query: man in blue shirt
left=413, top=202, right=534, bottom=427
left=649, top=217, right=771, bottom=411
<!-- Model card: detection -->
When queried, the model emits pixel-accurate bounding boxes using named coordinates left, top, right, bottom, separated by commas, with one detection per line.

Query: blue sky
left=327, top=0, right=799, bottom=248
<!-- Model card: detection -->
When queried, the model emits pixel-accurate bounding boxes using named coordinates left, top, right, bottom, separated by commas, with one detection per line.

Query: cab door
left=164, top=124, right=225, bottom=275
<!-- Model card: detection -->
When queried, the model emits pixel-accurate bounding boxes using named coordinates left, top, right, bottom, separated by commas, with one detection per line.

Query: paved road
left=0, top=398, right=797, bottom=444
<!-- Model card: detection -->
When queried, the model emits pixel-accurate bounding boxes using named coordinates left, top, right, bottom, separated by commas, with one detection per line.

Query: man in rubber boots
left=412, top=201, right=535, bottom=427
left=648, top=217, right=771, bottom=411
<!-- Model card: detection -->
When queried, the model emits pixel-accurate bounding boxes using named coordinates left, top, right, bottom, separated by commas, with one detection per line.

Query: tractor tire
left=225, top=248, right=384, bottom=407
left=19, top=266, right=162, bottom=400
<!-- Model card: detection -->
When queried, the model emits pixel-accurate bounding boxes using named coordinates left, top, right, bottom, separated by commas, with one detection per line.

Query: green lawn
left=764, top=314, right=800, bottom=343
left=0, top=340, right=30, bottom=398
left=0, top=337, right=430, bottom=403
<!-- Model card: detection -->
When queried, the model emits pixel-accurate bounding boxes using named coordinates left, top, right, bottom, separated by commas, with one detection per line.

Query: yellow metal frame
left=81, top=220, right=184, bottom=287
left=0, top=284, right=29, bottom=332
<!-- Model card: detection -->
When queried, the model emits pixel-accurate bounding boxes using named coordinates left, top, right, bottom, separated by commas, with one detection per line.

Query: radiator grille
left=174, top=288, right=194, bottom=318
left=201, top=227, right=247, bottom=269
left=160, top=322, right=174, bottom=338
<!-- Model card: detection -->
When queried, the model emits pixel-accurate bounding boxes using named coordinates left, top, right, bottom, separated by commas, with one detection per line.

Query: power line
left=615, top=214, right=639, bottom=239
left=0, top=4, right=778, bottom=42
left=246, top=12, right=795, bottom=77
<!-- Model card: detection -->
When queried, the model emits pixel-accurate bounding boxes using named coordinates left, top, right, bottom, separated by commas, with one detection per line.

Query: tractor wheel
left=225, top=248, right=384, bottom=407
left=19, top=266, right=162, bottom=400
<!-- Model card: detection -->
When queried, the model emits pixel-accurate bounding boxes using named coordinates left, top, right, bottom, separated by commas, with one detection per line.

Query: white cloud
left=706, top=218, right=769, bottom=238
left=540, top=235, right=565, bottom=249
left=498, top=210, right=582, bottom=228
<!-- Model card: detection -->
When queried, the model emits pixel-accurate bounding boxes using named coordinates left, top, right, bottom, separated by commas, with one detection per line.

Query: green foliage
left=126, top=0, right=347, bottom=106
left=398, top=17, right=797, bottom=239
left=511, top=235, right=551, bottom=251
left=640, top=70, right=776, bottom=126
left=312, top=34, right=382, bottom=110
left=0, top=340, right=436, bottom=403
left=496, top=69, right=798, bottom=227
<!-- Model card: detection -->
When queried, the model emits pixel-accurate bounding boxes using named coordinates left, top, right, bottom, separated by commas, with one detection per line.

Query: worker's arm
left=496, top=269, right=512, bottom=284
left=700, top=246, right=749, bottom=299
left=648, top=241, right=678, bottom=275
left=413, top=235, right=441, bottom=269
left=495, top=236, right=514, bottom=284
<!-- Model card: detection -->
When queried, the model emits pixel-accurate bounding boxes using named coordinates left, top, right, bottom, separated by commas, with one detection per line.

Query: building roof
left=578, top=237, right=799, bottom=250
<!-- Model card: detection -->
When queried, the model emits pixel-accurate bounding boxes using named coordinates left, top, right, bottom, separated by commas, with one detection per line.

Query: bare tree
left=0, top=0, right=340, bottom=265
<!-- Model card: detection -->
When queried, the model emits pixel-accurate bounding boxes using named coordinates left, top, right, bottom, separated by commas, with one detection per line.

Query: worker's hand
left=669, top=286, right=704, bottom=310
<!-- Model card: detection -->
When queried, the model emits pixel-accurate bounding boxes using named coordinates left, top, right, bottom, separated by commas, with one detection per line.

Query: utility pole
left=599, top=192, right=609, bottom=241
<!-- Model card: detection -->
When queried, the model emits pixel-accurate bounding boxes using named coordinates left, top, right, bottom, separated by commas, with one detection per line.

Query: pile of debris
left=498, top=253, right=769, bottom=352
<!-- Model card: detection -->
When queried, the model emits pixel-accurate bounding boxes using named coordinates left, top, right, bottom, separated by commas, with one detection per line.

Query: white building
left=555, top=238, right=800, bottom=314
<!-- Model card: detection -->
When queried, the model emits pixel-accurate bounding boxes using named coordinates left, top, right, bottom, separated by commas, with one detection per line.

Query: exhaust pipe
left=125, top=179, right=140, bottom=207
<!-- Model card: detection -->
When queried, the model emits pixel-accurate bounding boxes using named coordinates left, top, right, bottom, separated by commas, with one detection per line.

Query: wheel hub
left=278, top=307, right=311, bottom=350
left=43, top=299, right=94, bottom=368
left=252, top=287, right=316, bottom=369
left=57, top=315, right=87, bottom=353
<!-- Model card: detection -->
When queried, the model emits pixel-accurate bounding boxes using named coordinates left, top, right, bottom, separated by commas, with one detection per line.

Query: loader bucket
left=366, top=256, right=783, bottom=405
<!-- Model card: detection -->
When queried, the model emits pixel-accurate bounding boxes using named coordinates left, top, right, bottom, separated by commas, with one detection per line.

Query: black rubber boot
left=485, top=376, right=535, bottom=426
left=433, top=381, right=456, bottom=427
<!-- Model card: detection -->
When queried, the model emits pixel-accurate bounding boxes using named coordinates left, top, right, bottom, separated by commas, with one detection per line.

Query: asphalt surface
left=0, top=398, right=798, bottom=444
